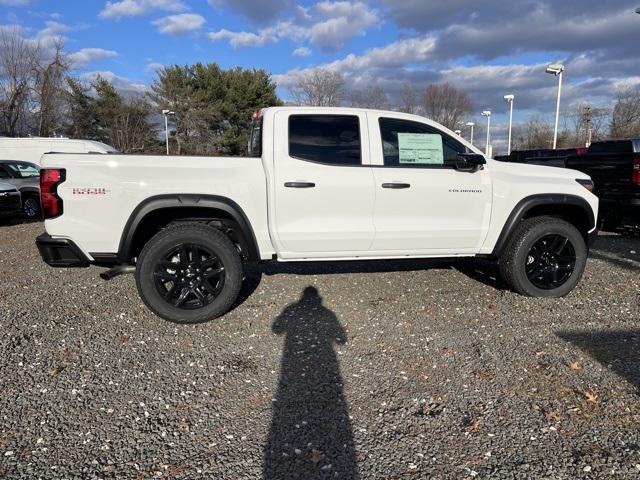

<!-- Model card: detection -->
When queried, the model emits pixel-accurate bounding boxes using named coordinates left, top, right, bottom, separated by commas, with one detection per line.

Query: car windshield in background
left=3, top=161, right=40, bottom=178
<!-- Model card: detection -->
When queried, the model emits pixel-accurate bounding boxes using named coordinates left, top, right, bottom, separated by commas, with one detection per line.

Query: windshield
left=4, top=161, right=40, bottom=178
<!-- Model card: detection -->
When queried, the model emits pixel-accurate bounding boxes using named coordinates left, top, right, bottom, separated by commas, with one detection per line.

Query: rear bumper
left=36, top=233, right=91, bottom=268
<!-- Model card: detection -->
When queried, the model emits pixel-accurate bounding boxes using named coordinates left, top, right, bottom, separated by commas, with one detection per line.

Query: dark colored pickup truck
left=495, top=147, right=586, bottom=168
left=565, top=138, right=640, bottom=230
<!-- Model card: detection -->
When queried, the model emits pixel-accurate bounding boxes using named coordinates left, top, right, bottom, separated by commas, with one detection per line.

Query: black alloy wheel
left=23, top=197, right=40, bottom=218
left=154, top=243, right=226, bottom=309
left=524, top=234, right=576, bottom=290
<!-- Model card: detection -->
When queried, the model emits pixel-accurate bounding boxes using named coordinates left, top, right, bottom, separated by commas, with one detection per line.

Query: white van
left=0, top=138, right=117, bottom=165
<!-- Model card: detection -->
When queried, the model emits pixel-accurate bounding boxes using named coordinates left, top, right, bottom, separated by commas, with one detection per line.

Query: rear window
left=248, top=115, right=262, bottom=157
left=588, top=141, right=633, bottom=154
left=289, top=115, right=361, bottom=166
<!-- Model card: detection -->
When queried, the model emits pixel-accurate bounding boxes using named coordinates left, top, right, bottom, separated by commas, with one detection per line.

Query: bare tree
left=0, top=27, right=41, bottom=136
left=290, top=69, right=345, bottom=107
left=422, top=82, right=472, bottom=131
left=350, top=85, right=388, bottom=109
left=610, top=87, right=640, bottom=139
left=399, top=83, right=417, bottom=114
left=568, top=103, right=609, bottom=147
left=512, top=115, right=555, bottom=150
left=34, top=39, right=69, bottom=137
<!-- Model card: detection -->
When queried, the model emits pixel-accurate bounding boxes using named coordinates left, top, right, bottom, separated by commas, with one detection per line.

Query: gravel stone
left=0, top=219, right=639, bottom=479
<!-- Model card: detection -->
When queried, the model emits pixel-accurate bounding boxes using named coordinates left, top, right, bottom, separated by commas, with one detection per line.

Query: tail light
left=40, top=168, right=66, bottom=219
left=576, top=147, right=587, bottom=155
left=633, top=156, right=640, bottom=185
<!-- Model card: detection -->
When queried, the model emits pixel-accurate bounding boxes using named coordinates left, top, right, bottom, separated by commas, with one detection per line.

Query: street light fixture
left=504, top=94, right=515, bottom=156
left=162, top=109, right=175, bottom=155
left=481, top=110, right=491, bottom=156
left=454, top=129, right=462, bottom=136
left=466, top=121, right=475, bottom=145
left=545, top=63, right=564, bottom=149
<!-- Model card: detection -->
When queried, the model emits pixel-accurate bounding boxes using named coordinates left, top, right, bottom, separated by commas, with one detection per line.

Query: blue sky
left=2, top=0, right=639, bottom=152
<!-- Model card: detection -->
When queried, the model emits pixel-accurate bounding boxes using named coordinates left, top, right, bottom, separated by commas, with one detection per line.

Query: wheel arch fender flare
left=117, top=194, right=261, bottom=263
left=490, top=193, right=596, bottom=257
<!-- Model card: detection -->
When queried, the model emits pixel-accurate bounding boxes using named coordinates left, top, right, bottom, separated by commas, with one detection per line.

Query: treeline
left=290, top=68, right=640, bottom=150
left=0, top=29, right=281, bottom=154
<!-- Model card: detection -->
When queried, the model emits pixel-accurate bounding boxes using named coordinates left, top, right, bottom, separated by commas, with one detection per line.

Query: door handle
left=381, top=182, right=410, bottom=189
left=284, top=182, right=315, bottom=188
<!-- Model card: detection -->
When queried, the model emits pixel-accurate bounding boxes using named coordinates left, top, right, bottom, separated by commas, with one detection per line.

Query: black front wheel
left=499, top=217, right=587, bottom=297
left=136, top=224, right=243, bottom=323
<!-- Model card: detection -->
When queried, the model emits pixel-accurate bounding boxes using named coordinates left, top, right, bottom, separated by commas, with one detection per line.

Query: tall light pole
left=466, top=122, right=475, bottom=145
left=545, top=63, right=564, bottom=149
left=481, top=110, right=491, bottom=156
left=504, top=94, right=514, bottom=155
left=162, top=109, right=174, bottom=155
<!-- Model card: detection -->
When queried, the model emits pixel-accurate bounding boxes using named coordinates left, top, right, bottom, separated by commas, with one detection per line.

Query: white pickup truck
left=36, top=107, right=599, bottom=323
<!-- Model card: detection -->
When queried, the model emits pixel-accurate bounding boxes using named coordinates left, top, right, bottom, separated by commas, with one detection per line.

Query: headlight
left=575, top=179, right=594, bottom=192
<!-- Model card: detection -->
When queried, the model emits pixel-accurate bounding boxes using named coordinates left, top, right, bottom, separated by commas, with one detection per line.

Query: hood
left=0, top=181, right=18, bottom=192
left=489, top=159, right=591, bottom=181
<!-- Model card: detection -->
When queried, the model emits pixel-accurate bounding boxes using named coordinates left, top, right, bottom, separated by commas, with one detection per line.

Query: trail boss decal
left=72, top=187, right=109, bottom=196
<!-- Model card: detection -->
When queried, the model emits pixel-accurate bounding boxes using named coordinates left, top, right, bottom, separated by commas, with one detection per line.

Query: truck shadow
left=557, top=329, right=640, bottom=394
left=263, top=286, right=359, bottom=480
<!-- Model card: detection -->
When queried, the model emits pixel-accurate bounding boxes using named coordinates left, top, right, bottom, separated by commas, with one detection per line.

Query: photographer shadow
left=263, top=286, right=359, bottom=480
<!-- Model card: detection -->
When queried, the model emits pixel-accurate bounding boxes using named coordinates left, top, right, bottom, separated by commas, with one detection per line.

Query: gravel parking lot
left=1, top=220, right=639, bottom=479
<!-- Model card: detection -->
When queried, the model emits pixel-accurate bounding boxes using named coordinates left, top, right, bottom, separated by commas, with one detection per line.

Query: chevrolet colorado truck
left=36, top=107, right=599, bottom=323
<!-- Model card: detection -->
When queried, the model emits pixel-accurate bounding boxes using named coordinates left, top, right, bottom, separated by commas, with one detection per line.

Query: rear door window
left=289, top=115, right=361, bottom=166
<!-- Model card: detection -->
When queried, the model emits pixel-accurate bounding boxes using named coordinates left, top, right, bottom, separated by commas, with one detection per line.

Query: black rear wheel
left=136, top=224, right=243, bottom=323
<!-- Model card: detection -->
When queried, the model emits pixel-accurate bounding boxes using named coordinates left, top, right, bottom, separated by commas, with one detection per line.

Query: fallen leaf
left=569, top=361, right=581, bottom=370
left=545, top=411, right=561, bottom=421
left=585, top=391, right=599, bottom=404
left=311, top=449, right=323, bottom=464
left=535, top=351, right=546, bottom=356
left=48, top=367, right=64, bottom=376
left=469, top=418, right=480, bottom=433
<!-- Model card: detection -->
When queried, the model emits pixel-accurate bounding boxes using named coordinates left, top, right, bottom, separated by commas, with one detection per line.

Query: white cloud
left=99, top=0, right=186, bottom=19
left=292, top=46, right=311, bottom=57
left=145, top=61, right=165, bottom=71
left=207, top=0, right=379, bottom=51
left=68, top=48, right=118, bottom=68
left=153, top=13, right=205, bottom=34
left=81, top=70, right=149, bottom=94
left=207, top=28, right=277, bottom=48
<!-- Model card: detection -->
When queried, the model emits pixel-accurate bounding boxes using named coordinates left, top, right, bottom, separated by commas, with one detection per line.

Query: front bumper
left=36, top=233, right=91, bottom=268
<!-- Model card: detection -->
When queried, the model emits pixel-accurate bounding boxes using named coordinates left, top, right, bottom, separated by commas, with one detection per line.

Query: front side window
left=289, top=115, right=361, bottom=166
left=379, top=118, right=467, bottom=168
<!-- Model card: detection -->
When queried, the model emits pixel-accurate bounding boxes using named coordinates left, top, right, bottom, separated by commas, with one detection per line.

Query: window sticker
left=397, top=133, right=443, bottom=165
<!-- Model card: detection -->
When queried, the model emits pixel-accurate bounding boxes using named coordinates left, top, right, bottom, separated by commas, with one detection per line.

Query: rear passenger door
left=272, top=111, right=375, bottom=257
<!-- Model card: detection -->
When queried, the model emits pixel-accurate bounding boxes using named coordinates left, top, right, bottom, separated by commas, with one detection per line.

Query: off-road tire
left=499, top=216, right=587, bottom=297
left=136, top=223, right=243, bottom=323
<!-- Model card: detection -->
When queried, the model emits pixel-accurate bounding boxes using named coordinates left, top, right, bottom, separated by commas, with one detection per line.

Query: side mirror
left=455, top=153, right=486, bottom=172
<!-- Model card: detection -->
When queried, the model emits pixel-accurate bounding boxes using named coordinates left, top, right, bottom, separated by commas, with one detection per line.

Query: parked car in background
left=565, top=138, right=640, bottom=230
left=0, top=160, right=41, bottom=218
left=0, top=138, right=117, bottom=165
left=0, top=181, right=22, bottom=222
left=495, top=147, right=586, bottom=168
left=36, top=107, right=598, bottom=324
